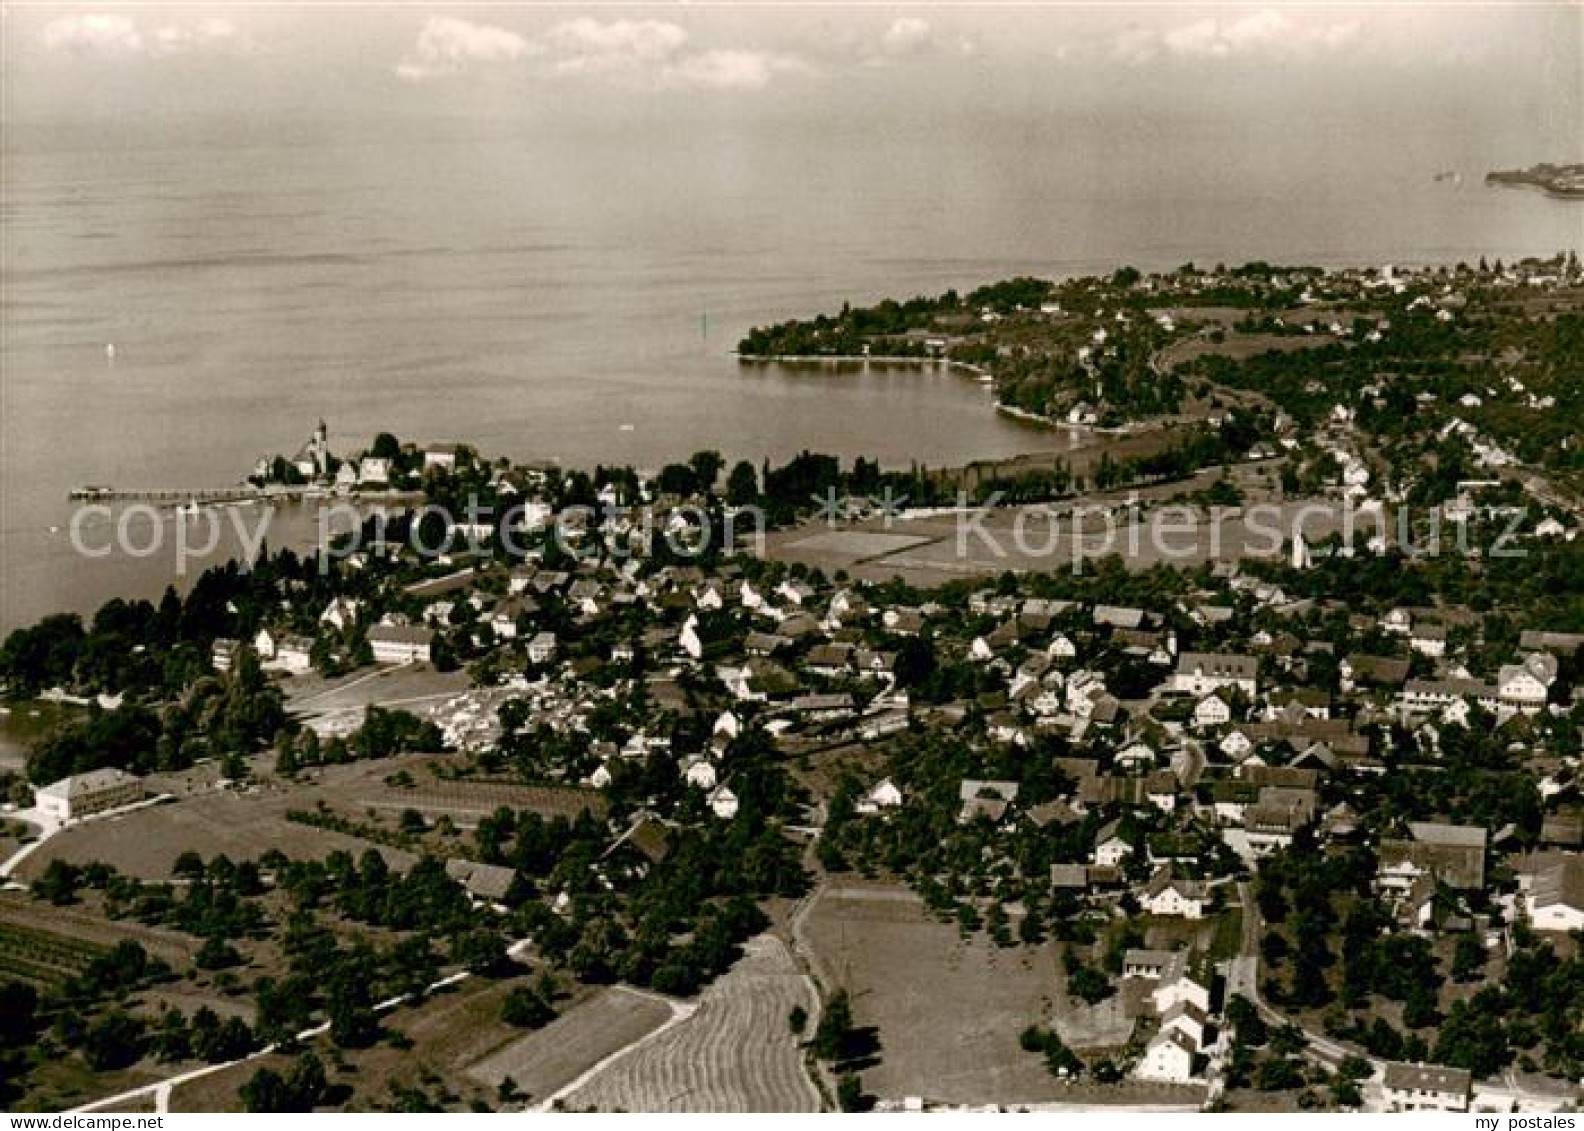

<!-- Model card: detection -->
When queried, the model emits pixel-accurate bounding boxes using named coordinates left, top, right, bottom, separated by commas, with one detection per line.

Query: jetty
left=68, top=485, right=304, bottom=505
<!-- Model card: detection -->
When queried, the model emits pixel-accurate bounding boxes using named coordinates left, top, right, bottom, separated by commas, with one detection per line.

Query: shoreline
left=737, top=352, right=1149, bottom=438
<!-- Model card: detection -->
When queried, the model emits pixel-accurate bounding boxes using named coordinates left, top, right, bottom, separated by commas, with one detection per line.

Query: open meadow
left=800, top=883, right=1066, bottom=1106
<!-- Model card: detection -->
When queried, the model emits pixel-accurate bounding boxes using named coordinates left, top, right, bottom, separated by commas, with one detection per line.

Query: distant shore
left=736, top=351, right=1139, bottom=436
left=1486, top=164, right=1584, bottom=200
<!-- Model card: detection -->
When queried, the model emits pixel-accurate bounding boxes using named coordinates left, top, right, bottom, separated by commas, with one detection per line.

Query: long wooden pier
left=68, top=485, right=307, bottom=504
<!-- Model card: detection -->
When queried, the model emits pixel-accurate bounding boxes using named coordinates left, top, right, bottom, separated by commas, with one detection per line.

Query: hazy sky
left=3, top=3, right=1579, bottom=141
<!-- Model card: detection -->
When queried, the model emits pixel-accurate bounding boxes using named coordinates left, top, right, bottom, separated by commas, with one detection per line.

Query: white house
left=1135, top=1029, right=1197, bottom=1084
left=527, top=632, right=559, bottom=665
left=358, top=456, right=392, bottom=485
left=1142, top=868, right=1207, bottom=919
left=1219, top=729, right=1254, bottom=760
left=1152, top=972, right=1211, bottom=1016
left=856, top=778, right=904, bottom=815
left=422, top=443, right=460, bottom=472
left=1092, top=820, right=1133, bottom=867
left=271, top=635, right=313, bottom=675
left=1382, top=607, right=1413, bottom=635
left=252, top=627, right=279, bottom=660
left=1193, top=694, right=1232, bottom=729
left=319, top=597, right=361, bottom=631
left=681, top=756, right=718, bottom=791
left=709, top=785, right=739, bottom=820
left=679, top=614, right=703, bottom=661
left=1496, top=663, right=1548, bottom=712
left=1410, top=623, right=1447, bottom=659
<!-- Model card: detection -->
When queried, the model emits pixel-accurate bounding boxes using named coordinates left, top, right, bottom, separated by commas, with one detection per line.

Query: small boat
left=105, top=343, right=117, bottom=361
left=618, top=423, right=635, bottom=432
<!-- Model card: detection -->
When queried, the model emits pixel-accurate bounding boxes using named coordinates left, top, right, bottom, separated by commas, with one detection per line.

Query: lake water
left=2, top=114, right=1579, bottom=631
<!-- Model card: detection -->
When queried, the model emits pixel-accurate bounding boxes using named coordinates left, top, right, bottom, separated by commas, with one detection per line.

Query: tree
left=836, top=1073, right=864, bottom=1112
left=452, top=929, right=507, bottom=975
left=688, top=450, right=725, bottom=493
left=788, top=1004, right=808, bottom=1035
left=33, top=859, right=80, bottom=905
left=195, top=936, right=242, bottom=970
left=501, top=986, right=555, bottom=1030
left=285, top=1051, right=328, bottom=1110
left=1067, top=965, right=1114, bottom=1005
left=726, top=460, right=759, bottom=506
left=241, top=1068, right=291, bottom=1113
left=83, top=1012, right=144, bottom=1071
left=812, top=989, right=855, bottom=1062
left=1451, top=934, right=1485, bottom=982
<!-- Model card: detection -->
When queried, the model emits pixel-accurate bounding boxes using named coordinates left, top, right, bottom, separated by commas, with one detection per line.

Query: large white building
left=1382, top=1062, right=1470, bottom=1112
left=368, top=624, right=435, bottom=665
left=36, top=768, right=144, bottom=823
left=1171, top=653, right=1258, bottom=698
left=1525, top=857, right=1584, bottom=933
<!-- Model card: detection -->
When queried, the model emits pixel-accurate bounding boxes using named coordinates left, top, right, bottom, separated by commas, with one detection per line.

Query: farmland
left=0, top=893, right=194, bottom=969
left=0, top=919, right=104, bottom=987
left=800, top=883, right=1067, bottom=1106
left=466, top=985, right=675, bottom=1103
left=565, top=934, right=819, bottom=1112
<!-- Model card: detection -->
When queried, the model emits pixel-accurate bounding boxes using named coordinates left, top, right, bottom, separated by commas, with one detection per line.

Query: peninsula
left=1485, top=163, right=1584, bottom=199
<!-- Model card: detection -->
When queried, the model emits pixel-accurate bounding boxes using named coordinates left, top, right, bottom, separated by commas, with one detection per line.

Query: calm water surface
left=3, top=117, right=1579, bottom=630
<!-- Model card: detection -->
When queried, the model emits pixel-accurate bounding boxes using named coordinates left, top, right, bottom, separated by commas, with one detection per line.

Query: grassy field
left=13, top=788, right=417, bottom=883
left=16, top=755, right=602, bottom=883
left=566, top=934, right=819, bottom=1112
left=466, top=985, right=675, bottom=1104
left=801, top=883, right=1067, bottom=1107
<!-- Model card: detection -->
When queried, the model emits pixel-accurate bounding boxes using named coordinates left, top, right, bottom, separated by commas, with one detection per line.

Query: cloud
left=391, top=15, right=806, bottom=91
left=42, top=14, right=145, bottom=56
left=1121, top=8, right=1362, bottom=65
left=395, top=17, right=535, bottom=81
left=869, top=16, right=974, bottom=63
left=42, top=13, right=255, bottom=59
left=664, top=49, right=808, bottom=91
left=881, top=17, right=934, bottom=57
left=543, top=18, right=688, bottom=77
left=149, top=19, right=253, bottom=58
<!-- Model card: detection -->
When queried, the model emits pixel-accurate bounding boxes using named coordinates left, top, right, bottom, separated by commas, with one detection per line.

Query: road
left=1231, top=881, right=1374, bottom=1074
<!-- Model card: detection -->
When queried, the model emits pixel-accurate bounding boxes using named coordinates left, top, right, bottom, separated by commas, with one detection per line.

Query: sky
left=2, top=3, right=1579, bottom=142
